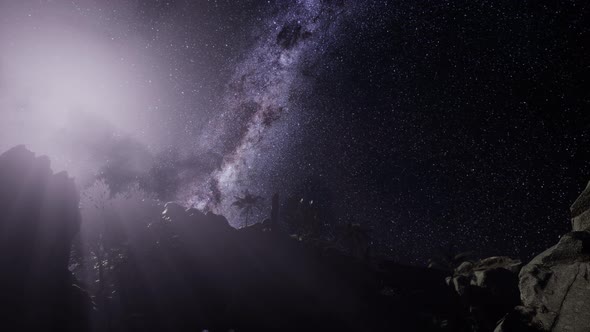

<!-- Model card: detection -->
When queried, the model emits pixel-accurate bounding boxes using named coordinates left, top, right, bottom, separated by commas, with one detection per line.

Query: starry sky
left=0, top=0, right=588, bottom=264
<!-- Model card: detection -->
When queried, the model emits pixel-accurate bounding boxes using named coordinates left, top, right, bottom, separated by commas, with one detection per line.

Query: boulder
left=449, top=256, right=522, bottom=330
left=502, top=180, right=590, bottom=332
left=449, top=256, right=522, bottom=295
left=517, top=231, right=590, bottom=331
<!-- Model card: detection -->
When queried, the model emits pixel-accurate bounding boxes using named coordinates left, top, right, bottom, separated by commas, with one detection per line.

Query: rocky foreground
left=496, top=182, right=590, bottom=332
left=447, top=182, right=590, bottom=332
left=1, top=145, right=589, bottom=332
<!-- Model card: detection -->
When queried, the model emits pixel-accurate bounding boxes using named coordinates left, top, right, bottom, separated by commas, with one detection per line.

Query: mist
left=0, top=0, right=176, bottom=184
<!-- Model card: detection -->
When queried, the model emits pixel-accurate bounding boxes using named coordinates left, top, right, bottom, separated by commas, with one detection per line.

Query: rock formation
left=497, top=181, right=590, bottom=332
left=447, top=256, right=522, bottom=331
left=571, top=181, right=590, bottom=231
left=113, top=201, right=462, bottom=331
left=0, top=146, right=91, bottom=332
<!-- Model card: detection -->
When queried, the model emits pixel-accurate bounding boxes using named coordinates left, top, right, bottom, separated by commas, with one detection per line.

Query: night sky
left=1, top=0, right=588, bottom=264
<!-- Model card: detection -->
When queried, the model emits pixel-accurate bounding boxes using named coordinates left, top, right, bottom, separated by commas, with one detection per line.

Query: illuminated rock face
left=571, top=181, right=590, bottom=232
left=517, top=232, right=590, bottom=332
left=498, top=183, right=590, bottom=332
left=0, top=145, right=89, bottom=331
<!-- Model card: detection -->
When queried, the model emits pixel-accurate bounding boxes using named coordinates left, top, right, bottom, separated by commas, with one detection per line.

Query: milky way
left=186, top=0, right=358, bottom=224
left=0, top=0, right=182, bottom=183
left=0, top=0, right=360, bottom=225
left=1, top=0, right=588, bottom=265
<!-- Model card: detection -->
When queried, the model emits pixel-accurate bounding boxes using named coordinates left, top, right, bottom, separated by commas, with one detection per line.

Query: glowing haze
left=0, top=1, right=172, bottom=182
left=0, top=0, right=356, bottom=226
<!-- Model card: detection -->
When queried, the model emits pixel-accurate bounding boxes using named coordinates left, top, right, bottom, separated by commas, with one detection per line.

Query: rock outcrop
left=449, top=257, right=522, bottom=295
left=0, top=146, right=91, bottom=332
left=448, top=256, right=522, bottom=330
left=497, top=181, right=590, bottom=332
left=512, top=231, right=590, bottom=332
left=571, top=180, right=590, bottom=231
left=114, top=202, right=461, bottom=331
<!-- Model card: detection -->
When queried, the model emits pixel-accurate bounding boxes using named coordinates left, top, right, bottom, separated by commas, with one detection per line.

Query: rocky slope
left=497, top=181, right=590, bottom=332
left=112, top=202, right=459, bottom=331
left=3, top=145, right=589, bottom=332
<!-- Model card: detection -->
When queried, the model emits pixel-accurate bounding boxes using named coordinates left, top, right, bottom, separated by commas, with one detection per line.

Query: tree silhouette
left=232, top=189, right=262, bottom=227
